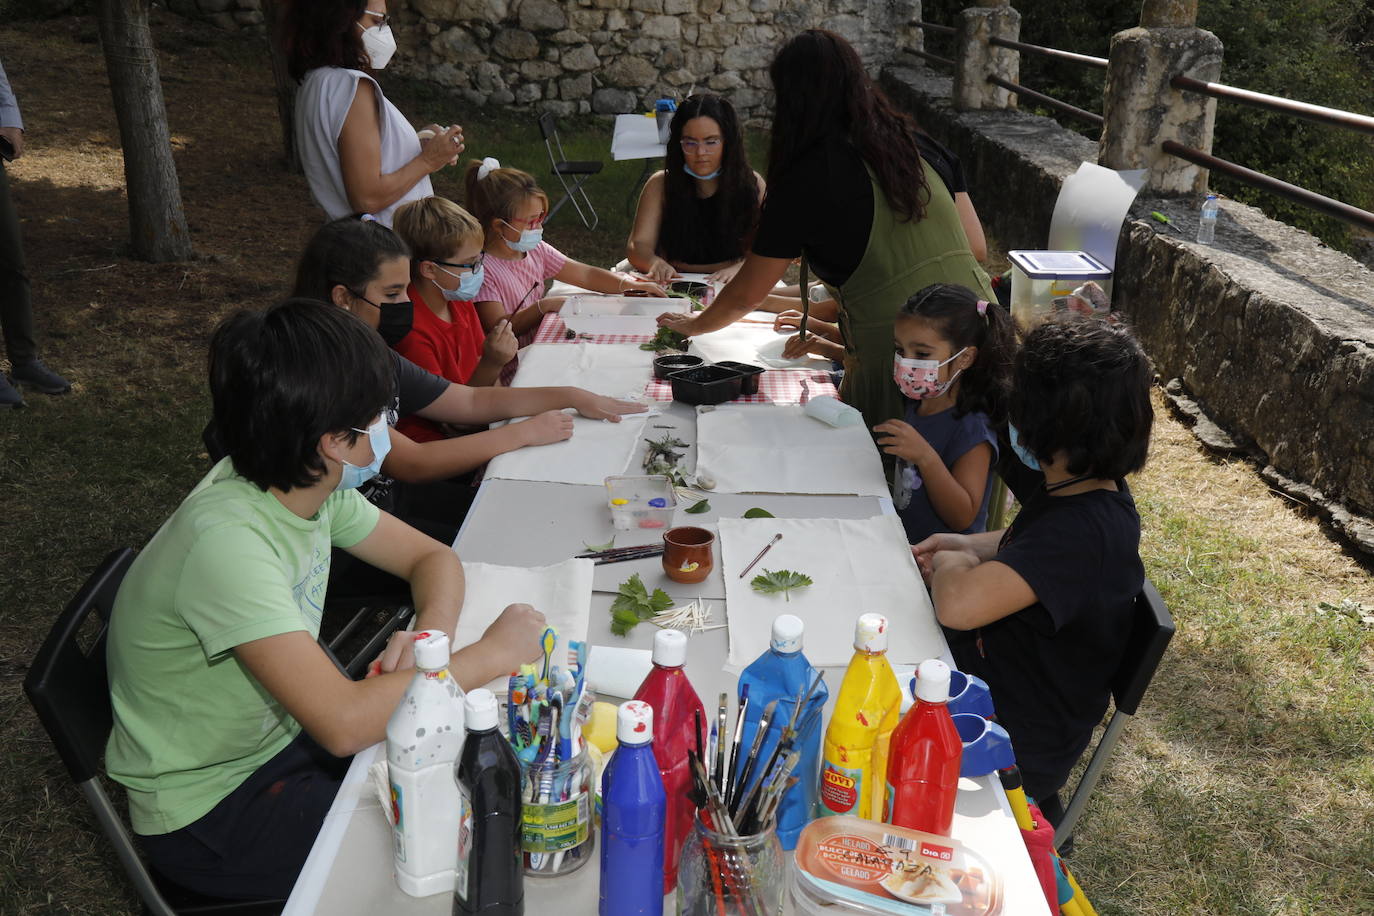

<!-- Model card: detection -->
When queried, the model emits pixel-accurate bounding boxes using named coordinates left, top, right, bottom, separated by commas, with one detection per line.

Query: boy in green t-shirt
left=105, top=298, right=548, bottom=899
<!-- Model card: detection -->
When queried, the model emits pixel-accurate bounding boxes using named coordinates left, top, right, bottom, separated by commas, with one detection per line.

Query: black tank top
left=659, top=190, right=743, bottom=266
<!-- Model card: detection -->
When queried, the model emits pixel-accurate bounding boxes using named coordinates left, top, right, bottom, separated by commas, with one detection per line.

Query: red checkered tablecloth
left=531, top=313, right=839, bottom=404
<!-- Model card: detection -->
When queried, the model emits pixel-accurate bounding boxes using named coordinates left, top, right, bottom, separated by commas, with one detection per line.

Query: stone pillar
left=1099, top=0, right=1223, bottom=195
left=953, top=0, right=1021, bottom=111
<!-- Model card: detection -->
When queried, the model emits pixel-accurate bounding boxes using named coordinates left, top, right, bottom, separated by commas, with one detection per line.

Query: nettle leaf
left=609, top=573, right=675, bottom=636
left=750, top=568, right=814, bottom=602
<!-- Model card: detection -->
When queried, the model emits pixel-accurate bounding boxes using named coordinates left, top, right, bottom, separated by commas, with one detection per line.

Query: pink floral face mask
left=893, top=348, right=966, bottom=400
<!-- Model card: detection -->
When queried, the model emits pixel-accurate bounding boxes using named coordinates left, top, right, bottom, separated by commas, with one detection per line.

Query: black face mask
left=375, top=300, right=414, bottom=346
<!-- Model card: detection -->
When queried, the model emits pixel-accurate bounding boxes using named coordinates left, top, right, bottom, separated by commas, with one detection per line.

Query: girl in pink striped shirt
left=466, top=159, right=664, bottom=381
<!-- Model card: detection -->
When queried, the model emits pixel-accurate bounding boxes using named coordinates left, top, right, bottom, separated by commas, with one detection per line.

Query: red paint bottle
left=884, top=659, right=963, bottom=836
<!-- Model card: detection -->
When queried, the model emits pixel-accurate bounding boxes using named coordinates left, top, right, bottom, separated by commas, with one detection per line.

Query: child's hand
left=477, top=603, right=548, bottom=673
left=572, top=391, right=647, bottom=422
left=773, top=310, right=805, bottom=334
left=781, top=332, right=843, bottom=361
left=873, top=419, right=935, bottom=466
left=643, top=258, right=678, bottom=284
left=481, top=319, right=518, bottom=366
left=367, top=629, right=418, bottom=677
left=911, top=534, right=981, bottom=581
left=622, top=278, right=668, bottom=297
left=515, top=410, right=574, bottom=446
left=535, top=296, right=565, bottom=315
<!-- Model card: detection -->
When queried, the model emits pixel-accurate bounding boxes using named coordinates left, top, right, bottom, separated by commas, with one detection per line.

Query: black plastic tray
left=713, top=360, right=766, bottom=396
left=668, top=364, right=744, bottom=405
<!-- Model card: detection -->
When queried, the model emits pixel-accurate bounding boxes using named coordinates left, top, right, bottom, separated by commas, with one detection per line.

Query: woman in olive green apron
left=658, top=29, right=994, bottom=431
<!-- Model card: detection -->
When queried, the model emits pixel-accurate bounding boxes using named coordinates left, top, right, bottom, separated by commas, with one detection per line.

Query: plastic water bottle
left=735, top=614, right=828, bottom=850
left=385, top=631, right=466, bottom=897
left=454, top=688, right=523, bottom=915
left=884, top=659, right=963, bottom=837
left=599, top=701, right=667, bottom=916
left=1196, top=194, right=1219, bottom=244
left=631, top=629, right=705, bottom=893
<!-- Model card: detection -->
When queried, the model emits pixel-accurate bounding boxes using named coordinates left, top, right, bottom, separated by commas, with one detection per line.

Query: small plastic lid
left=1205, top=194, right=1219, bottom=200
left=770, top=614, right=804, bottom=653
left=411, top=630, right=450, bottom=670
left=853, top=613, right=888, bottom=653
left=914, top=658, right=952, bottom=704
left=464, top=688, right=498, bottom=731
left=616, top=700, right=655, bottom=745
left=652, top=628, right=688, bottom=667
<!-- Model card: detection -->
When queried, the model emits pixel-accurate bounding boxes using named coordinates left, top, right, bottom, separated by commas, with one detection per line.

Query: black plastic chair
left=23, top=548, right=285, bottom=915
left=538, top=111, right=602, bottom=229
left=1054, top=578, right=1176, bottom=845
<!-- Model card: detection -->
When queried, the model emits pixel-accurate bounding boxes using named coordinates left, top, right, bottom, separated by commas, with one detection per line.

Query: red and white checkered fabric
left=531, top=313, right=839, bottom=404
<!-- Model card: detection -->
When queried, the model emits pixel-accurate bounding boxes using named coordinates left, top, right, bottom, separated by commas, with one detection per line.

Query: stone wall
left=389, top=0, right=922, bottom=119
left=167, top=0, right=265, bottom=33
left=881, top=58, right=1374, bottom=552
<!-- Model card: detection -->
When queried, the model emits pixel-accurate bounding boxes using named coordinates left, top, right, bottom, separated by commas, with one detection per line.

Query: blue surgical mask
left=683, top=163, right=721, bottom=181
left=436, top=263, right=484, bottom=301
left=503, top=221, right=543, bottom=253
left=336, top=416, right=391, bottom=491
left=1007, top=423, right=1039, bottom=471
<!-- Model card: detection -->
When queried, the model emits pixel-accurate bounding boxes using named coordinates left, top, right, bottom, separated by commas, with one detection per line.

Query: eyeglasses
left=680, top=138, right=722, bottom=152
left=360, top=10, right=389, bottom=26
left=502, top=213, right=546, bottom=229
left=430, top=252, right=485, bottom=273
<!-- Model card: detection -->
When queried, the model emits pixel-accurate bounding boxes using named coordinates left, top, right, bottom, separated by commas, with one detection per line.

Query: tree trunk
left=261, top=0, right=301, bottom=174
left=97, top=0, right=193, bottom=262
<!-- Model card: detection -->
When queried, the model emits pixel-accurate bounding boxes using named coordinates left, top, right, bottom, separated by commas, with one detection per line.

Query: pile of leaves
left=640, top=326, right=689, bottom=352
left=643, top=432, right=689, bottom=482
left=611, top=573, right=675, bottom=635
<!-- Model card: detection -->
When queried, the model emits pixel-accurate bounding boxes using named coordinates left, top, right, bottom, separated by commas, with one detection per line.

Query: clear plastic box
left=1008, top=249, right=1112, bottom=327
left=604, top=475, right=677, bottom=530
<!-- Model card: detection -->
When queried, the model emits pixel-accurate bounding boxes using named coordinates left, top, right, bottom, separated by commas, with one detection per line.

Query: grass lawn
left=1, top=11, right=1371, bottom=916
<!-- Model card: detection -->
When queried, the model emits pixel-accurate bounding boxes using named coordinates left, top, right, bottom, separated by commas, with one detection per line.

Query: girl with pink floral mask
left=874, top=283, right=1016, bottom=543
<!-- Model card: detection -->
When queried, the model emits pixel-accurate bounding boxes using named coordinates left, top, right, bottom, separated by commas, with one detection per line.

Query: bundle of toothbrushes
left=506, top=633, right=599, bottom=877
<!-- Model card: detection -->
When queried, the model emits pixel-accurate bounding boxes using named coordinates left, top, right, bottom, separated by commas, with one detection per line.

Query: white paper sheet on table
left=688, top=314, right=831, bottom=371
left=453, top=559, right=593, bottom=693
left=509, top=343, right=654, bottom=397
left=718, top=515, right=946, bottom=669
left=484, top=410, right=652, bottom=485
left=694, top=404, right=889, bottom=497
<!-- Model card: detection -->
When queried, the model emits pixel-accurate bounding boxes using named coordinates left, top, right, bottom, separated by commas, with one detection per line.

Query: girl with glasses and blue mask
left=391, top=197, right=517, bottom=439
left=626, top=93, right=767, bottom=286
left=465, top=158, right=666, bottom=383
left=283, top=0, right=466, bottom=228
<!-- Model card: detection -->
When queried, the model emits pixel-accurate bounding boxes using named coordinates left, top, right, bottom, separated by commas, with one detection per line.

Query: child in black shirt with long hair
left=912, top=315, right=1153, bottom=825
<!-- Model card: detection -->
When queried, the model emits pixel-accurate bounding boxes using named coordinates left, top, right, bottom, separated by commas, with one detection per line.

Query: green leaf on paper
left=610, top=573, right=675, bottom=636
left=582, top=536, right=617, bottom=553
left=750, top=569, right=814, bottom=602
left=684, top=498, right=711, bottom=514
left=743, top=507, right=775, bottom=519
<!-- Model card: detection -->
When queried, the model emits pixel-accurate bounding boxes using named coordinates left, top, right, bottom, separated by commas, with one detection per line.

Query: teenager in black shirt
left=912, top=317, right=1153, bottom=823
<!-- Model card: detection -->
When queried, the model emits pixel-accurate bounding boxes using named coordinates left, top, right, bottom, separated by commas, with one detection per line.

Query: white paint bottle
left=385, top=630, right=467, bottom=897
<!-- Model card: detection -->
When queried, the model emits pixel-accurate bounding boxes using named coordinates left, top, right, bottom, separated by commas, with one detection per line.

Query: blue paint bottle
left=736, top=614, right=829, bottom=849
left=599, top=700, right=666, bottom=916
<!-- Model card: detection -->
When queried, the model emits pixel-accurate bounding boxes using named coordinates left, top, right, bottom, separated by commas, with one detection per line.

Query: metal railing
left=1171, top=75, right=1374, bottom=136
left=989, top=36, right=1108, bottom=71
left=986, top=75, right=1103, bottom=127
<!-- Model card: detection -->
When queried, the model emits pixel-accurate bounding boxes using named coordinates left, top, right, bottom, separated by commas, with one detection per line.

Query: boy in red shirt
left=392, top=196, right=517, bottom=442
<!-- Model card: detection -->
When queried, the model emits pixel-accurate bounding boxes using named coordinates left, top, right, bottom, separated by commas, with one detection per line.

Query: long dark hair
left=767, top=30, right=930, bottom=223
left=292, top=217, right=411, bottom=302
left=660, top=94, right=759, bottom=262
left=281, top=0, right=370, bottom=82
left=898, top=283, right=1015, bottom=425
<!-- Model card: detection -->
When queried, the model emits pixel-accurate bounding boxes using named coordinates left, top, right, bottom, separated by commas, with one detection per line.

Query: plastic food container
left=561, top=295, right=686, bottom=336
left=1007, top=250, right=1112, bottom=328
left=667, top=365, right=744, bottom=405
left=653, top=354, right=704, bottom=380
left=713, top=360, right=765, bottom=396
left=604, top=475, right=677, bottom=530
left=790, top=816, right=1003, bottom=916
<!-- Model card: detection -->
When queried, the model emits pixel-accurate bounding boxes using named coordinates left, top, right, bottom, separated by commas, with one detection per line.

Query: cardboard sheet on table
left=718, top=516, right=945, bottom=669
left=509, top=343, right=655, bottom=397
left=453, top=559, right=593, bottom=693
left=484, top=410, right=651, bottom=485
left=694, top=404, right=889, bottom=498
left=688, top=315, right=831, bottom=371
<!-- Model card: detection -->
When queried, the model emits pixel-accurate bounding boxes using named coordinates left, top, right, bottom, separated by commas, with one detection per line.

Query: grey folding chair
left=537, top=111, right=602, bottom=229
left=1054, top=578, right=1176, bottom=845
left=23, top=548, right=284, bottom=915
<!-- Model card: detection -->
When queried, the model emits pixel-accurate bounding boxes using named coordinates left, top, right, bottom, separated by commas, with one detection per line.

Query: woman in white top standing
left=284, top=0, right=464, bottom=227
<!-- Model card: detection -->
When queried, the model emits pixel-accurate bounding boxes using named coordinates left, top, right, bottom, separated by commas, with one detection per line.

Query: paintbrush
left=730, top=699, right=777, bottom=814
left=713, top=693, right=728, bottom=790
left=737, top=533, right=782, bottom=579
left=723, top=684, right=749, bottom=804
